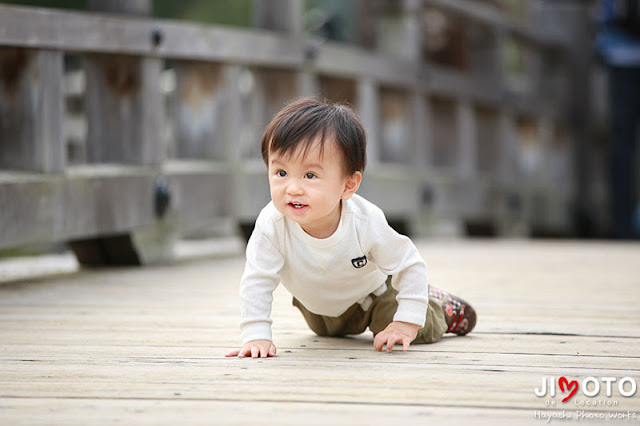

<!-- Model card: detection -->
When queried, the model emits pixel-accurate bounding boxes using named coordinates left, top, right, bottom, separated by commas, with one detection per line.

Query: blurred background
left=0, top=0, right=638, bottom=269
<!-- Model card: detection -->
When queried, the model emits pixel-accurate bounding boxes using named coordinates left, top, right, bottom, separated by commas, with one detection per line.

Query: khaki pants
left=292, top=278, right=448, bottom=344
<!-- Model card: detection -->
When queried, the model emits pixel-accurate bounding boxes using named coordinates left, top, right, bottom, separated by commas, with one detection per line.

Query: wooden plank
left=0, top=399, right=548, bottom=426
left=359, top=173, right=419, bottom=219
left=428, top=65, right=503, bottom=106
left=428, top=96, right=459, bottom=169
left=84, top=54, right=163, bottom=165
left=423, top=0, right=569, bottom=48
left=219, top=65, right=244, bottom=162
left=172, top=62, right=225, bottom=159
left=1, top=309, right=637, bottom=346
left=498, top=110, right=517, bottom=183
left=0, top=48, right=64, bottom=173
left=379, top=88, right=413, bottom=164
left=457, top=100, right=476, bottom=179
left=235, top=167, right=272, bottom=221
left=0, top=5, right=572, bottom=116
left=1, top=329, right=639, bottom=364
left=412, top=93, right=431, bottom=168
left=475, top=106, right=500, bottom=175
left=0, top=2, right=570, bottom=63
left=318, top=75, right=357, bottom=104
left=86, top=0, right=150, bottom=16
left=314, top=42, right=419, bottom=88
left=1, top=331, right=637, bottom=405
left=1, top=339, right=639, bottom=370
left=0, top=163, right=232, bottom=249
left=375, top=0, right=422, bottom=63
left=1, top=359, right=638, bottom=411
left=251, top=67, right=298, bottom=132
left=296, top=70, right=319, bottom=98
left=424, top=0, right=507, bottom=29
left=0, top=5, right=304, bottom=67
left=252, top=0, right=303, bottom=36
left=0, top=240, right=639, bottom=424
left=83, top=0, right=158, bottom=169
left=356, top=77, right=380, bottom=169
left=84, top=0, right=198, bottom=265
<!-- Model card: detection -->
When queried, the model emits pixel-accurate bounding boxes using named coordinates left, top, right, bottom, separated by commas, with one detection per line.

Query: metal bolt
left=154, top=177, right=171, bottom=218
left=151, top=28, right=164, bottom=48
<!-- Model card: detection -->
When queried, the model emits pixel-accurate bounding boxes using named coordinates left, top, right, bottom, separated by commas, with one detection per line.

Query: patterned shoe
left=428, top=286, right=477, bottom=335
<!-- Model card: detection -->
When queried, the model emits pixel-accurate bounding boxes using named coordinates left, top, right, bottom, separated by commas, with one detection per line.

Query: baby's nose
left=286, top=179, right=304, bottom=195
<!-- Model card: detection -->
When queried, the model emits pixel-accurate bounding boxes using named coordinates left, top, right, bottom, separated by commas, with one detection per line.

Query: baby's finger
left=386, top=335, right=401, bottom=353
left=251, top=346, right=260, bottom=358
left=225, top=349, right=240, bottom=357
left=402, top=337, right=411, bottom=352
left=373, top=333, right=386, bottom=351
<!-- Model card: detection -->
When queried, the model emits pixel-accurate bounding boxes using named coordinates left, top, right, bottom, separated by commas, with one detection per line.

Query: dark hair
left=260, top=97, right=366, bottom=176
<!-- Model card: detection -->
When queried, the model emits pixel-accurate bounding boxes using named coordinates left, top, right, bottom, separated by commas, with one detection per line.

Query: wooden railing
left=0, top=1, right=588, bottom=264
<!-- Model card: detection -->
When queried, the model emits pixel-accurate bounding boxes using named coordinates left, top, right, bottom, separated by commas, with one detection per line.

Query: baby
left=226, top=97, right=476, bottom=358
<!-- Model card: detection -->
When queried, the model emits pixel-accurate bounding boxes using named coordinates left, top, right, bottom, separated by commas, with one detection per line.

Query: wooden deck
left=1, top=240, right=639, bottom=425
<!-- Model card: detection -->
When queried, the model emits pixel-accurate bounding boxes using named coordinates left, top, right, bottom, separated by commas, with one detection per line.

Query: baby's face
left=268, top=138, right=356, bottom=239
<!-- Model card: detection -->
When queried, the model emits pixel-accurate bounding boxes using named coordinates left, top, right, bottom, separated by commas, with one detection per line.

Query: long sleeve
left=365, top=207, right=429, bottom=327
left=239, top=223, right=285, bottom=343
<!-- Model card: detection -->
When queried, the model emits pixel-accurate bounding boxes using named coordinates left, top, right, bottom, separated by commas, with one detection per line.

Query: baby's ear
left=342, top=171, right=362, bottom=199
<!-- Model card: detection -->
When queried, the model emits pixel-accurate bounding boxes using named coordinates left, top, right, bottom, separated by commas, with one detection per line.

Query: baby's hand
left=373, top=321, right=420, bottom=353
left=225, top=340, right=276, bottom=358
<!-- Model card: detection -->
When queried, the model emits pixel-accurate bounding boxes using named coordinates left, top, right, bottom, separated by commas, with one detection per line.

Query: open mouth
left=289, top=202, right=307, bottom=209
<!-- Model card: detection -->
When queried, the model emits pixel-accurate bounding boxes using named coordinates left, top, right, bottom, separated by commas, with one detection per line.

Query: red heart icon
left=559, top=376, right=578, bottom=402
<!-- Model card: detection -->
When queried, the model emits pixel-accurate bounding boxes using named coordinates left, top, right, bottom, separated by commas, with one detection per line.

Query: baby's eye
left=305, top=172, right=317, bottom=179
left=277, top=170, right=287, bottom=177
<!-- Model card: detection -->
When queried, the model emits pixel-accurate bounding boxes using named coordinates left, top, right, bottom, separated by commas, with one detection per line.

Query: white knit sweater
left=239, top=194, right=429, bottom=343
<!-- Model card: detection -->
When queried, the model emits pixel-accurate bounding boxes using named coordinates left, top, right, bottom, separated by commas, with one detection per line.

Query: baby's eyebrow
left=271, top=158, right=324, bottom=171
left=304, top=163, right=325, bottom=171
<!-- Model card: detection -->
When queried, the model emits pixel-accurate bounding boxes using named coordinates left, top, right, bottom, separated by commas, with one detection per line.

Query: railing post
left=356, top=78, right=380, bottom=171
left=375, top=0, right=422, bottom=63
left=498, top=111, right=517, bottom=184
left=498, top=109, right=526, bottom=235
left=413, top=93, right=431, bottom=169
left=0, top=48, right=64, bottom=173
left=84, top=0, right=163, bottom=165
left=457, top=99, right=476, bottom=180
left=530, top=1, right=593, bottom=236
left=69, top=0, right=171, bottom=266
left=173, top=62, right=225, bottom=159
left=221, top=64, right=244, bottom=232
left=252, top=0, right=303, bottom=37
left=84, top=57, right=163, bottom=165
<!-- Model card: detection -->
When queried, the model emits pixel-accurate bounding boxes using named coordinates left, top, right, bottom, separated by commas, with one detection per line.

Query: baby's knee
left=414, top=327, right=444, bottom=344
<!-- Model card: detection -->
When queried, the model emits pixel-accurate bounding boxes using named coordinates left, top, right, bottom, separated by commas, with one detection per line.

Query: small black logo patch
left=351, top=255, right=367, bottom=268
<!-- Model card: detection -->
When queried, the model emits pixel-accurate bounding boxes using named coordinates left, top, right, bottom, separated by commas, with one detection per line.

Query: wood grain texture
left=0, top=240, right=639, bottom=424
left=0, top=163, right=232, bottom=249
left=0, top=48, right=64, bottom=173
